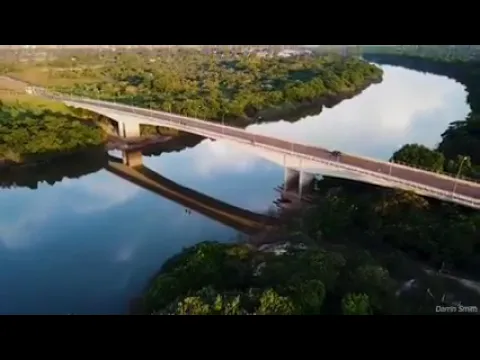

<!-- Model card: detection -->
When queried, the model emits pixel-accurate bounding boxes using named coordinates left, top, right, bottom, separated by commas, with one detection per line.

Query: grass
left=0, top=75, right=73, bottom=114
left=6, top=66, right=99, bottom=88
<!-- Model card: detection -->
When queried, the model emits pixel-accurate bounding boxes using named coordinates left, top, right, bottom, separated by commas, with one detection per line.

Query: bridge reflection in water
left=106, top=151, right=278, bottom=235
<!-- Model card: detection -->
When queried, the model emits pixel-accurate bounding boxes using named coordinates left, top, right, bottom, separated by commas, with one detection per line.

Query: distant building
left=278, top=49, right=312, bottom=58
left=255, top=51, right=269, bottom=58
left=277, top=49, right=312, bottom=57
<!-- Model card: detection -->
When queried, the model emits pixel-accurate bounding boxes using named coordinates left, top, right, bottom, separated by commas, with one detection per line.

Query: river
left=0, top=64, right=470, bottom=315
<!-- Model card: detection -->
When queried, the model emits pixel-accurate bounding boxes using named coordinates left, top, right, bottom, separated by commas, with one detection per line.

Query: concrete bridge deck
left=28, top=87, right=480, bottom=210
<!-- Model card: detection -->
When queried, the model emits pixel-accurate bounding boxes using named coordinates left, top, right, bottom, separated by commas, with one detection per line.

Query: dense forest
left=5, top=50, right=383, bottom=123
left=361, top=45, right=480, bottom=63
left=0, top=101, right=106, bottom=164
left=142, top=46, right=480, bottom=315
left=0, top=50, right=383, bottom=165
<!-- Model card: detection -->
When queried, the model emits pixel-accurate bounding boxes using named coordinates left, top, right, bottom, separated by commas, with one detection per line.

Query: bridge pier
left=120, top=121, right=141, bottom=138
left=283, top=167, right=314, bottom=199
left=122, top=150, right=143, bottom=167
left=284, top=168, right=300, bottom=190
left=299, top=171, right=315, bottom=199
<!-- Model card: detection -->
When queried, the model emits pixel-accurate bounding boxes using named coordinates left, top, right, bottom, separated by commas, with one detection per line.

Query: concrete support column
left=122, top=150, right=143, bottom=167
left=300, top=172, right=315, bottom=187
left=299, top=170, right=303, bottom=199
left=284, top=168, right=299, bottom=183
left=284, top=167, right=300, bottom=193
left=119, top=121, right=141, bottom=138
left=298, top=171, right=314, bottom=199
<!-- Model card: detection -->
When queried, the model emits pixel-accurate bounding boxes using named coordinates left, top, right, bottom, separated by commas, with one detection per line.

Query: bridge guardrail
left=62, top=94, right=480, bottom=206
left=33, top=89, right=480, bottom=208
left=55, top=91, right=480, bottom=187
left=65, top=99, right=480, bottom=209
left=391, top=160, right=480, bottom=184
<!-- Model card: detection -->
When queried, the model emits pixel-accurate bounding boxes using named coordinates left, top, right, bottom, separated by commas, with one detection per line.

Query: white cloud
left=0, top=171, right=141, bottom=249
left=59, top=170, right=140, bottom=213
left=246, top=65, right=469, bottom=160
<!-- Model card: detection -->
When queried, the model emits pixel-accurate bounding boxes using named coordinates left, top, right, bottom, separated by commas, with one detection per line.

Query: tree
left=289, top=279, right=326, bottom=314
left=341, top=293, right=372, bottom=315
left=175, top=297, right=212, bottom=315
left=256, top=289, right=296, bottom=315
left=390, top=144, right=445, bottom=172
left=444, top=155, right=473, bottom=178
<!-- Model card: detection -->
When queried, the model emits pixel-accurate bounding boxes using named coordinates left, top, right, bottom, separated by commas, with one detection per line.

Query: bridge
left=27, top=87, right=480, bottom=210
left=106, top=153, right=277, bottom=235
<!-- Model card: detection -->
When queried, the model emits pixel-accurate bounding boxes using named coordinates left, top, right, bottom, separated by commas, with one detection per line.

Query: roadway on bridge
left=42, top=92, right=480, bottom=207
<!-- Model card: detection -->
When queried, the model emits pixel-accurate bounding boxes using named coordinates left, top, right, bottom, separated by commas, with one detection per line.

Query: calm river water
left=0, top=64, right=471, bottom=314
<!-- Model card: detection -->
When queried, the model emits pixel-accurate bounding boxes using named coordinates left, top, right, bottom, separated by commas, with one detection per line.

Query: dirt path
left=0, top=75, right=28, bottom=91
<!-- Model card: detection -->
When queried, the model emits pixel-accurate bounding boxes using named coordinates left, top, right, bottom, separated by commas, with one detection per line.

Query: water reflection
left=106, top=153, right=277, bottom=234
left=0, top=149, right=107, bottom=189
left=246, top=64, right=470, bottom=160
left=0, top=64, right=470, bottom=314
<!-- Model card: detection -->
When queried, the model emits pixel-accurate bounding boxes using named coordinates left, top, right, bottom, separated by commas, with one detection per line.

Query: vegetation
left=144, top=241, right=392, bottom=315
left=361, top=45, right=480, bottom=63
left=390, top=144, right=478, bottom=180
left=0, top=101, right=106, bottom=164
left=0, top=149, right=107, bottom=189
left=4, top=50, right=383, bottom=124
left=0, top=75, right=108, bottom=166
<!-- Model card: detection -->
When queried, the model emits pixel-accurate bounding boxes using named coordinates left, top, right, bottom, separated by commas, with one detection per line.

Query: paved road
left=39, top=91, right=480, bottom=206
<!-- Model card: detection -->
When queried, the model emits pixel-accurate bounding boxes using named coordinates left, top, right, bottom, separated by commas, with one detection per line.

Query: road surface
left=38, top=91, right=480, bottom=205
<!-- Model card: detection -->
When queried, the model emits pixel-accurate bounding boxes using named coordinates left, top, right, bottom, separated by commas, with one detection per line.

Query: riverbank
left=28, top=51, right=383, bottom=125
left=106, top=134, right=174, bottom=151
left=0, top=148, right=108, bottom=189
left=4, top=73, right=382, bottom=131
left=219, top=77, right=383, bottom=127
left=253, top=78, right=382, bottom=123
left=0, top=145, right=107, bottom=172
left=25, top=71, right=382, bottom=130
left=0, top=134, right=174, bottom=171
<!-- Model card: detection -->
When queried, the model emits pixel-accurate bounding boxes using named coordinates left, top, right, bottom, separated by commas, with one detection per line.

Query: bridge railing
left=390, top=160, right=480, bottom=184
left=33, top=88, right=480, bottom=207
left=52, top=90, right=480, bottom=186
left=68, top=98, right=480, bottom=209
